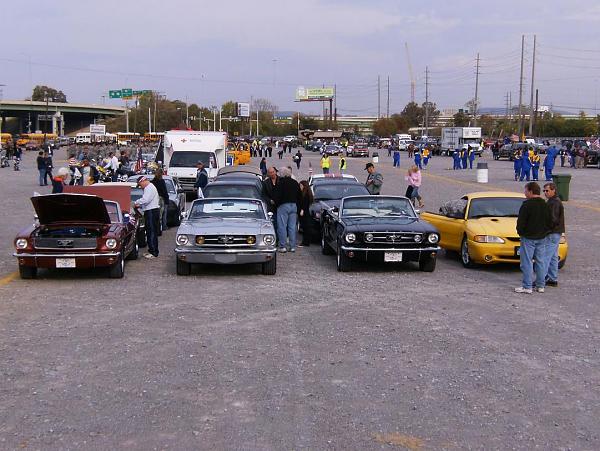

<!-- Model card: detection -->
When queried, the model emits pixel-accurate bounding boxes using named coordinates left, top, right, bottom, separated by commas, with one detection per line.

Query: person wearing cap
left=135, top=176, right=161, bottom=259
left=193, top=161, right=208, bottom=198
left=365, top=162, right=383, bottom=195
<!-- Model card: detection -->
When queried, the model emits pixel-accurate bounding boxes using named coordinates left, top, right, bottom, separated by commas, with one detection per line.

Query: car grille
left=360, top=232, right=428, bottom=248
left=200, top=235, right=255, bottom=247
left=34, top=238, right=98, bottom=250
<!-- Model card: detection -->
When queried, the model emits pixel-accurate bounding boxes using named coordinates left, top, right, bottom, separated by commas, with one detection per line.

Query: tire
left=108, top=253, right=125, bottom=279
left=19, top=265, right=37, bottom=279
left=336, top=244, right=351, bottom=272
left=321, top=234, right=334, bottom=255
left=137, top=230, right=147, bottom=248
left=176, top=258, right=191, bottom=276
left=126, top=240, right=139, bottom=260
left=419, top=255, right=437, bottom=272
left=558, top=258, right=566, bottom=269
left=461, top=237, right=477, bottom=268
left=261, top=255, right=277, bottom=275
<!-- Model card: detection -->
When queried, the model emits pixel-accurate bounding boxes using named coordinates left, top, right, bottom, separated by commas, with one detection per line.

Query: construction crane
left=405, top=42, right=415, bottom=103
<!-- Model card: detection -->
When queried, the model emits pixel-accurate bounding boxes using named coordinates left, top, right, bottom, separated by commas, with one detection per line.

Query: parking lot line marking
left=423, top=172, right=600, bottom=214
left=0, top=271, right=18, bottom=287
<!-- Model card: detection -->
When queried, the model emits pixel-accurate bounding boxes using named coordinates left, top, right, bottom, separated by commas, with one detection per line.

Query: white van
left=163, top=131, right=228, bottom=193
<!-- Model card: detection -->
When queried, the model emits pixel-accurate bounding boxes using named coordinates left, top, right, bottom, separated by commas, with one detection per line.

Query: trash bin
left=372, top=152, right=379, bottom=164
left=552, top=173, right=572, bottom=201
left=476, top=162, right=488, bottom=183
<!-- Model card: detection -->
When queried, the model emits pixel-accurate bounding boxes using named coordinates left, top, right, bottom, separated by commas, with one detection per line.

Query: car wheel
left=261, top=255, right=277, bottom=275
left=321, top=234, right=334, bottom=255
left=461, top=237, right=477, bottom=268
left=336, top=244, right=351, bottom=272
left=137, top=230, right=147, bottom=248
left=558, top=257, right=566, bottom=269
left=19, top=265, right=37, bottom=279
left=176, top=258, right=191, bottom=276
left=419, top=255, right=437, bottom=272
left=126, top=240, right=139, bottom=260
left=108, top=253, right=125, bottom=278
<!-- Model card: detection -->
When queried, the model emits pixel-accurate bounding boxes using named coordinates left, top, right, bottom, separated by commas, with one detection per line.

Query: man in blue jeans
left=134, top=176, right=161, bottom=259
left=515, top=181, right=552, bottom=294
left=543, top=182, right=565, bottom=287
left=273, top=167, right=301, bottom=253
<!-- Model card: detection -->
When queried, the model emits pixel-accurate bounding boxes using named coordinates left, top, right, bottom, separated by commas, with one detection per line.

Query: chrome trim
left=13, top=252, right=120, bottom=258
left=175, top=247, right=275, bottom=254
left=340, top=246, right=440, bottom=252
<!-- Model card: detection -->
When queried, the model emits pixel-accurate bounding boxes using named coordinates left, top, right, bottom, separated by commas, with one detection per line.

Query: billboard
left=237, top=102, right=250, bottom=117
left=295, top=86, right=334, bottom=101
left=90, top=124, right=106, bottom=135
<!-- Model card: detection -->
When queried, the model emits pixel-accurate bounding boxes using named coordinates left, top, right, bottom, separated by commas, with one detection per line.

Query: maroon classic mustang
left=13, top=192, right=139, bottom=279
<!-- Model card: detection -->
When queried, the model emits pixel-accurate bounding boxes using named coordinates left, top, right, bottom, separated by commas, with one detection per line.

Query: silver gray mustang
left=174, top=198, right=277, bottom=275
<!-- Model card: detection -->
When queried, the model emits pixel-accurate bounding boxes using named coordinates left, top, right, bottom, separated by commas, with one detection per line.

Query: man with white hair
left=273, top=166, right=301, bottom=252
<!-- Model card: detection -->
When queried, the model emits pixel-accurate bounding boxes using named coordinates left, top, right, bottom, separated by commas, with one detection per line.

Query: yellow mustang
left=421, top=191, right=568, bottom=268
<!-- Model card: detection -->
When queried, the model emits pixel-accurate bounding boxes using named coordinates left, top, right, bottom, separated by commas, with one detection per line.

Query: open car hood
left=31, top=194, right=111, bottom=225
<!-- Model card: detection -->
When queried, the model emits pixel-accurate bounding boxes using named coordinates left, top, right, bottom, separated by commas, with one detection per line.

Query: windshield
left=169, top=151, right=215, bottom=168
left=342, top=197, right=416, bottom=218
left=314, top=184, right=369, bottom=201
left=203, top=185, right=261, bottom=199
left=189, top=199, right=265, bottom=219
left=104, top=201, right=121, bottom=223
left=468, top=197, right=524, bottom=218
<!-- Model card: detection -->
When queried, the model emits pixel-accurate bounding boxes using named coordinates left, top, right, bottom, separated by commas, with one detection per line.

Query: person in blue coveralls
left=520, top=148, right=532, bottom=181
left=393, top=148, right=401, bottom=168
left=452, top=148, right=461, bottom=170
left=414, top=148, right=422, bottom=169
left=543, top=145, right=557, bottom=181
left=513, top=149, right=523, bottom=181
left=460, top=146, right=468, bottom=169
left=468, top=146, right=476, bottom=169
left=531, top=151, right=541, bottom=181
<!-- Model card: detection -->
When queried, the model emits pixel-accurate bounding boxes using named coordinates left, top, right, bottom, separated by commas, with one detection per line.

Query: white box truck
left=163, top=131, right=228, bottom=193
left=441, top=127, right=482, bottom=155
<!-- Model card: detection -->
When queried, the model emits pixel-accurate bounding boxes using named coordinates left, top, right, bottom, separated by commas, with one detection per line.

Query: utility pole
left=473, top=53, right=480, bottom=126
left=425, top=66, right=429, bottom=137
left=386, top=76, right=390, bottom=118
left=185, top=96, right=189, bottom=128
left=509, top=92, right=512, bottom=120
left=125, top=100, right=129, bottom=133
left=377, top=75, right=381, bottom=119
left=334, top=84, right=337, bottom=127
left=518, top=34, right=525, bottom=137
left=148, top=107, right=151, bottom=133
left=505, top=92, right=510, bottom=119
left=528, top=34, right=537, bottom=136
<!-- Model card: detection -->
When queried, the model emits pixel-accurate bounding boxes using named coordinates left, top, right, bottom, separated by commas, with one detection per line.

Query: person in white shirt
left=103, top=152, right=119, bottom=181
left=134, top=177, right=160, bottom=258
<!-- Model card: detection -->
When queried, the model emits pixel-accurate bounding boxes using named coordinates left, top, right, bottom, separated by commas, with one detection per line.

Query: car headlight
left=195, top=235, right=205, bottom=245
left=364, top=233, right=374, bottom=242
left=473, top=235, right=505, bottom=243
left=177, top=234, right=189, bottom=245
left=345, top=233, right=356, bottom=243
left=105, top=238, right=118, bottom=249
left=263, top=234, right=275, bottom=245
left=15, top=238, right=28, bottom=249
left=414, top=234, right=423, bottom=243
left=427, top=233, right=439, bottom=244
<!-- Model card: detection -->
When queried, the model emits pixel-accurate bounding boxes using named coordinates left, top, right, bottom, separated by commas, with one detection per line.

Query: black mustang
left=320, top=195, right=441, bottom=272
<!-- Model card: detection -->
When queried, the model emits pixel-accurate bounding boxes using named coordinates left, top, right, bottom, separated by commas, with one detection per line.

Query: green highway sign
left=121, top=88, right=133, bottom=97
left=109, top=90, right=122, bottom=99
left=109, top=88, right=151, bottom=99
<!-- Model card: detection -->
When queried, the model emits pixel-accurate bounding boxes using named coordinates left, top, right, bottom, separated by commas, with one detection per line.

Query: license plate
left=384, top=252, right=403, bottom=262
left=56, top=258, right=76, bottom=268
left=515, top=246, right=520, bottom=256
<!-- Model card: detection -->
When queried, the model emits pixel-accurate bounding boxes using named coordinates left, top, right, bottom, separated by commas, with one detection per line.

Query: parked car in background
left=322, top=144, right=342, bottom=156
left=320, top=195, right=441, bottom=272
left=202, top=178, right=268, bottom=205
left=347, top=143, right=369, bottom=157
left=174, top=198, right=277, bottom=275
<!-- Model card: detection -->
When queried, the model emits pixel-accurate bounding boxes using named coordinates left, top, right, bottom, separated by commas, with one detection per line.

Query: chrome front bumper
left=340, top=246, right=440, bottom=252
left=175, top=247, right=276, bottom=265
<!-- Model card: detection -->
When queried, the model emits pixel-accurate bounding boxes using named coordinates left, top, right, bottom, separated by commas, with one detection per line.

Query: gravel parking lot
left=0, top=148, right=599, bottom=449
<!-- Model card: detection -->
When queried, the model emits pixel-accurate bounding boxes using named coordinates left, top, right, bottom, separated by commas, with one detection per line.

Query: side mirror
left=332, top=206, right=339, bottom=214
left=124, top=213, right=131, bottom=222
left=268, top=211, right=274, bottom=219
left=414, top=209, right=421, bottom=215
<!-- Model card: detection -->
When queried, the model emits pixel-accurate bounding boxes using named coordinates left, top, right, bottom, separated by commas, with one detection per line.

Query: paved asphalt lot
left=1, top=148, right=599, bottom=450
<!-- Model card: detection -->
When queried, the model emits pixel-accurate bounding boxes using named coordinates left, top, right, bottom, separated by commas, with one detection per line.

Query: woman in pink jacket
left=405, top=165, right=424, bottom=208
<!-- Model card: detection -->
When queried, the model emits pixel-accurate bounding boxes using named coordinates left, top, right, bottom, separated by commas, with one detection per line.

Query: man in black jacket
left=273, top=167, right=301, bottom=253
left=543, top=182, right=565, bottom=287
left=515, top=181, right=551, bottom=294
left=193, top=161, right=208, bottom=198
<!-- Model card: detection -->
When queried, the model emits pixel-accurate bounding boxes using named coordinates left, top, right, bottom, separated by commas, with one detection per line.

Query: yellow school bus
left=16, top=133, right=58, bottom=146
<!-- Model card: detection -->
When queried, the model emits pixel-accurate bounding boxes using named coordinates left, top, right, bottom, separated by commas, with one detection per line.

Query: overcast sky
left=2, top=0, right=600, bottom=115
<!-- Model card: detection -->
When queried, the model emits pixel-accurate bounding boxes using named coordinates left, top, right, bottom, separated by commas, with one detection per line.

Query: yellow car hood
left=468, top=217, right=518, bottom=238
